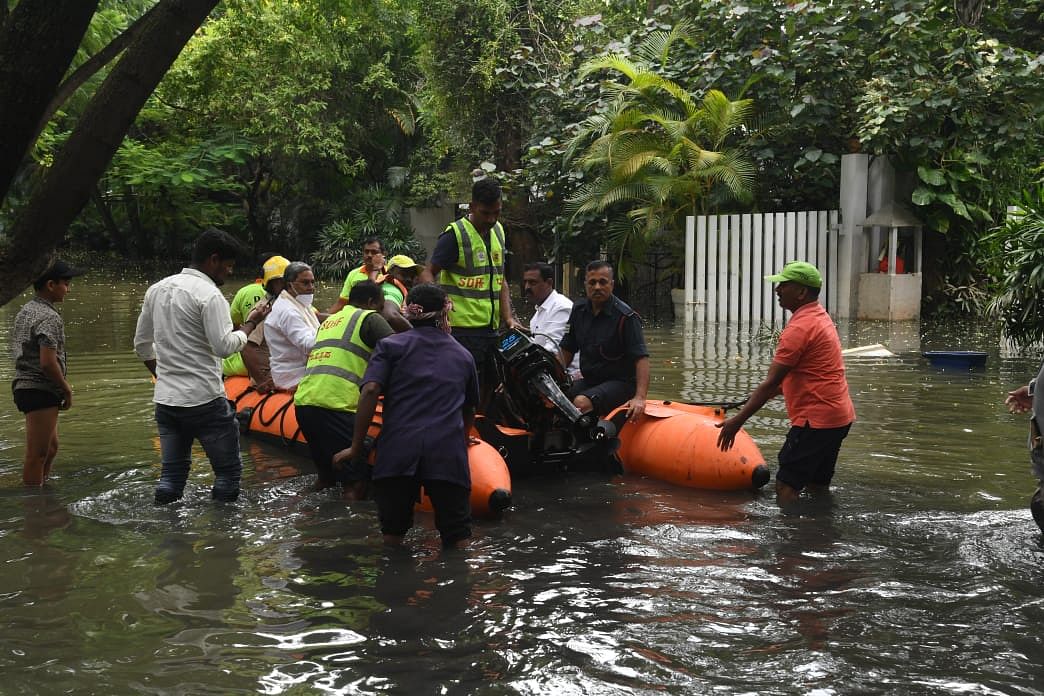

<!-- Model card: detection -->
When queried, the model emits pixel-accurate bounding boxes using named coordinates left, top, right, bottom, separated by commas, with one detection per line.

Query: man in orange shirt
left=716, top=261, right=855, bottom=507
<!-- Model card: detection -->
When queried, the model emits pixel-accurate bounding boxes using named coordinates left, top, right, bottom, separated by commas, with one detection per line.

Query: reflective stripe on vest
left=293, top=306, right=373, bottom=412
left=437, top=218, right=504, bottom=329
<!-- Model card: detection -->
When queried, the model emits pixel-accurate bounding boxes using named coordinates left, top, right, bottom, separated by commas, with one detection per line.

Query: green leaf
left=938, top=193, right=972, bottom=220
left=917, top=166, right=946, bottom=186
left=911, top=187, right=935, bottom=205
left=803, top=148, right=822, bottom=162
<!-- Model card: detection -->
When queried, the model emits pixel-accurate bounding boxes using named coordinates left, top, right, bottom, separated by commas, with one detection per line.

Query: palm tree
left=564, top=23, right=756, bottom=277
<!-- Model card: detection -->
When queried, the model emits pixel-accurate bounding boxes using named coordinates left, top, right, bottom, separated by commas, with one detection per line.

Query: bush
left=311, top=185, right=426, bottom=280
left=985, top=186, right=1044, bottom=346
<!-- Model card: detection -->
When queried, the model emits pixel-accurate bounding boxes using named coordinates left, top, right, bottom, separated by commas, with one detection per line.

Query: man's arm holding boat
left=716, top=361, right=790, bottom=451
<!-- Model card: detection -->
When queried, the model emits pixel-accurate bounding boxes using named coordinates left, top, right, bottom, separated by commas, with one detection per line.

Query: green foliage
left=311, top=183, right=426, bottom=279
left=411, top=0, right=583, bottom=179
left=164, top=0, right=417, bottom=174
left=985, top=187, right=1044, bottom=346
left=16, top=0, right=1039, bottom=319
left=855, top=1, right=1043, bottom=239
left=562, top=28, right=756, bottom=277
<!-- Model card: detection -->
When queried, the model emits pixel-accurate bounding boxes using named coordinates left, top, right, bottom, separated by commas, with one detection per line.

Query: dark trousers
left=453, top=332, right=498, bottom=413
left=154, top=397, right=242, bottom=502
left=775, top=423, right=852, bottom=491
left=372, top=477, right=472, bottom=546
left=296, top=404, right=366, bottom=486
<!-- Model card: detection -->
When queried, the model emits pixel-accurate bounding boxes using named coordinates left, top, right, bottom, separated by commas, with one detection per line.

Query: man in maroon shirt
left=717, top=261, right=855, bottom=507
left=336, top=284, right=479, bottom=548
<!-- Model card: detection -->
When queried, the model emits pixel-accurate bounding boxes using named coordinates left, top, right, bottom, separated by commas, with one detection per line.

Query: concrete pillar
left=408, top=205, right=458, bottom=259
left=838, top=154, right=869, bottom=318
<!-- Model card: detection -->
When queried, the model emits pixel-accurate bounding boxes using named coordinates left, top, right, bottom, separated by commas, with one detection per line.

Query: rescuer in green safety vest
left=293, top=280, right=394, bottom=498
left=424, top=177, right=517, bottom=411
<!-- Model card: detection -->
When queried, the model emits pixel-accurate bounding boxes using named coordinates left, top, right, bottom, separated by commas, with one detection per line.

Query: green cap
left=764, top=261, right=822, bottom=289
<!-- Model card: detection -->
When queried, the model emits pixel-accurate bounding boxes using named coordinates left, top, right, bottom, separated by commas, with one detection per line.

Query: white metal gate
left=683, top=211, right=840, bottom=324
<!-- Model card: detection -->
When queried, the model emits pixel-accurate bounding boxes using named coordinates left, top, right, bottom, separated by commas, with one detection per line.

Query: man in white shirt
left=134, top=228, right=271, bottom=504
left=523, top=262, right=579, bottom=375
left=266, top=261, right=321, bottom=390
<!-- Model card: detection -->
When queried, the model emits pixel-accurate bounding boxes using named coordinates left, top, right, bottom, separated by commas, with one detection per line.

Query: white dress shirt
left=530, top=289, right=581, bottom=374
left=266, top=290, right=320, bottom=389
left=530, top=289, right=573, bottom=352
left=134, top=268, right=248, bottom=407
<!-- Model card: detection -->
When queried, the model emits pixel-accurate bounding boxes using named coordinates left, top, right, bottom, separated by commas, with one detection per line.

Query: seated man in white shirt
left=522, top=262, right=579, bottom=376
left=266, top=261, right=321, bottom=390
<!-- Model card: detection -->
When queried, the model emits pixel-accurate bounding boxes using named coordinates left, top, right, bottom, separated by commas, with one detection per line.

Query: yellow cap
left=262, top=255, right=291, bottom=286
left=387, top=254, right=421, bottom=271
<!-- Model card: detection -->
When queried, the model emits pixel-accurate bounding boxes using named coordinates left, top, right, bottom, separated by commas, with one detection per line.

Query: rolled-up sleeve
left=202, top=293, right=247, bottom=358
left=623, top=314, right=648, bottom=359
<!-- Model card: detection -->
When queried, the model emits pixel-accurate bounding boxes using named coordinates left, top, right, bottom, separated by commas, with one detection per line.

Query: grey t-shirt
left=12, top=296, right=65, bottom=397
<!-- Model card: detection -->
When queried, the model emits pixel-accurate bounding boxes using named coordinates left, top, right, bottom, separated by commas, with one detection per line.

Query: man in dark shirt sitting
left=558, top=260, right=649, bottom=422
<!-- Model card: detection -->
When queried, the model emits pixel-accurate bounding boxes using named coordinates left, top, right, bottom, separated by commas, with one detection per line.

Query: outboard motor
left=479, top=329, right=620, bottom=475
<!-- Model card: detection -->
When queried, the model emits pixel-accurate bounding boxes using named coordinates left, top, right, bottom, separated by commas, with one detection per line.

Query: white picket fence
left=683, top=210, right=841, bottom=324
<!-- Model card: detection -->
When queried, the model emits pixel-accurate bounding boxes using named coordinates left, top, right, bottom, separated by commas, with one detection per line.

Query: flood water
left=1, top=274, right=1043, bottom=694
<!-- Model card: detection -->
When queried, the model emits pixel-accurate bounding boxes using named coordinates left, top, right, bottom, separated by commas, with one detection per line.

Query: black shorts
left=372, top=477, right=472, bottom=546
left=567, top=379, right=636, bottom=417
left=13, top=388, right=62, bottom=414
left=775, top=423, right=852, bottom=491
left=295, top=404, right=367, bottom=486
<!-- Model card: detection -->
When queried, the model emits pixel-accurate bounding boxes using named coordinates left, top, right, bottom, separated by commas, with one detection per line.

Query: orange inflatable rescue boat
left=485, top=328, right=770, bottom=491
left=223, top=376, right=512, bottom=517
left=608, top=401, right=769, bottom=490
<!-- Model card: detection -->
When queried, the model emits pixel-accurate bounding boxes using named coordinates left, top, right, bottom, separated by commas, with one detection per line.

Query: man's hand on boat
left=716, top=416, right=744, bottom=451
left=626, top=397, right=646, bottom=422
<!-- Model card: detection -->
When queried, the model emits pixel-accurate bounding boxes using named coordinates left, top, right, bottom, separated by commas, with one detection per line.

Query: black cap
left=36, top=259, right=86, bottom=284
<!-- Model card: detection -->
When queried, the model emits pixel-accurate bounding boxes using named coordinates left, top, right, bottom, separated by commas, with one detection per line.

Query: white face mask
left=295, top=293, right=314, bottom=308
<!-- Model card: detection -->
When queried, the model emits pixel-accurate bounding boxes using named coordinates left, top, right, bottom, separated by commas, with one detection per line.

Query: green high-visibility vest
left=437, top=217, right=505, bottom=329
left=293, top=306, right=374, bottom=412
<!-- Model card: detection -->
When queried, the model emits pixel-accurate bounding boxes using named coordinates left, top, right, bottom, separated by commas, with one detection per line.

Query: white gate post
left=838, top=154, right=870, bottom=318
left=684, top=215, right=695, bottom=324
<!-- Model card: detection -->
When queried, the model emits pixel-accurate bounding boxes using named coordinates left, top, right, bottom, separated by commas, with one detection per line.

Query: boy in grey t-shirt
left=12, top=260, right=84, bottom=486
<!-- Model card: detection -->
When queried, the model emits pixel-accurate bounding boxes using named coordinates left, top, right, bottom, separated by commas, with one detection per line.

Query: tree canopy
left=0, top=0, right=1040, bottom=310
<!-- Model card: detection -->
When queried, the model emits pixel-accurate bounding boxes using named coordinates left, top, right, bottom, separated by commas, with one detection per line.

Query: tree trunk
left=0, top=0, right=221, bottom=307
left=124, top=186, right=149, bottom=258
left=32, top=3, right=162, bottom=147
left=90, top=185, right=124, bottom=254
left=0, top=0, right=100, bottom=201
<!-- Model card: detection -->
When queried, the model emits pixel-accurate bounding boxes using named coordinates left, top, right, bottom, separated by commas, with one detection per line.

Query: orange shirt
left=773, top=302, right=855, bottom=428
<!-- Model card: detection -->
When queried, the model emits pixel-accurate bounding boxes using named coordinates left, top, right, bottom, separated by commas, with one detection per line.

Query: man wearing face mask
left=266, top=261, right=321, bottom=391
